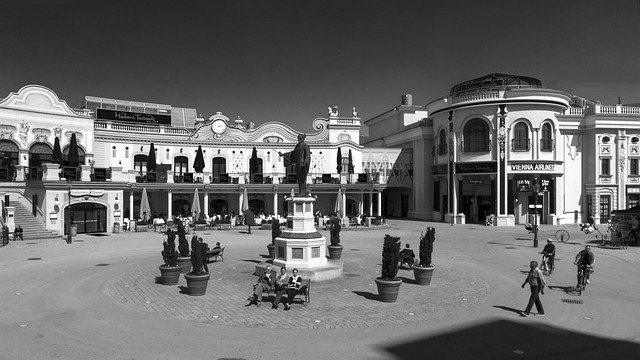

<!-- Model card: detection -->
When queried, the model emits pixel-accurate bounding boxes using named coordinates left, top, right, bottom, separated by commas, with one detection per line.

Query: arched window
left=0, top=140, right=19, bottom=180
left=29, top=143, right=53, bottom=167
left=512, top=122, right=530, bottom=151
left=63, top=145, right=86, bottom=166
left=438, top=129, right=448, bottom=155
left=134, top=154, right=148, bottom=174
left=338, top=133, right=352, bottom=142
left=541, top=123, right=554, bottom=151
left=463, top=119, right=490, bottom=152
left=174, top=156, right=189, bottom=176
left=212, top=157, right=226, bottom=179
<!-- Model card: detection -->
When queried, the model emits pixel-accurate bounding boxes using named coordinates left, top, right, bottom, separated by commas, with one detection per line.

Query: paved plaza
left=1, top=220, right=640, bottom=359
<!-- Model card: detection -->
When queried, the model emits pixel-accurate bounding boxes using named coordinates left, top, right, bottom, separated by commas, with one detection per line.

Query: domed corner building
left=0, top=84, right=391, bottom=237
left=361, top=73, right=640, bottom=227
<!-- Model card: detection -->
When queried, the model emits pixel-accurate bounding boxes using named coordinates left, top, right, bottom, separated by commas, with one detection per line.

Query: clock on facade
left=211, top=119, right=227, bottom=134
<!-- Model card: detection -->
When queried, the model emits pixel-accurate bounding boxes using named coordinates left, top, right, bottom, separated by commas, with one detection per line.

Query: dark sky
left=2, top=0, right=640, bottom=131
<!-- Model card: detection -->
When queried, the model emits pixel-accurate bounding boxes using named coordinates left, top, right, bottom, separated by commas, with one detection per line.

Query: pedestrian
left=520, top=260, right=546, bottom=317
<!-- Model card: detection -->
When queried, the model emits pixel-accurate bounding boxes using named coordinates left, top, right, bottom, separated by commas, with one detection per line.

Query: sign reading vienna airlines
left=510, top=163, right=555, bottom=171
left=97, top=109, right=171, bottom=125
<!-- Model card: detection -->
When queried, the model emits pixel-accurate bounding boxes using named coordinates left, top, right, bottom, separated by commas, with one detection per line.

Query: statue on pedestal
left=279, top=133, right=311, bottom=196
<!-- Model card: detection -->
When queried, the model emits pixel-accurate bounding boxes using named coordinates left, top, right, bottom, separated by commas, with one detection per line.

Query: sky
left=2, top=0, right=640, bottom=132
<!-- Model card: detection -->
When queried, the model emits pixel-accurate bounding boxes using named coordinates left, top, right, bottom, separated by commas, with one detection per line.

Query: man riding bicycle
left=540, top=238, right=556, bottom=274
left=574, top=245, right=594, bottom=287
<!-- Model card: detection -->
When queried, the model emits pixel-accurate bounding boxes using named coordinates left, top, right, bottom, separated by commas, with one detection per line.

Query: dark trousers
left=524, top=285, right=544, bottom=314
left=273, top=288, right=286, bottom=305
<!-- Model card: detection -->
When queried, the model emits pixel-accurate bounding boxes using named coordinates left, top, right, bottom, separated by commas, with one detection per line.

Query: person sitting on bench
left=248, top=266, right=273, bottom=307
left=14, top=225, right=23, bottom=241
left=399, top=243, right=416, bottom=268
left=284, top=268, right=306, bottom=310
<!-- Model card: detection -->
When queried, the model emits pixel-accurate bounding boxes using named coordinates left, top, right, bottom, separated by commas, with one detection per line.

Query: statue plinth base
left=271, top=195, right=328, bottom=270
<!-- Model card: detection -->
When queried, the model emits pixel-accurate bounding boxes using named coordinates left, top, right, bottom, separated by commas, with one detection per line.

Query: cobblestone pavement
left=109, top=254, right=489, bottom=329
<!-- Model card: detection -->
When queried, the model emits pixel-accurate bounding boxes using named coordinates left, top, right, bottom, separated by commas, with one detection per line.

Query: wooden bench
left=252, top=269, right=311, bottom=306
left=206, top=247, right=225, bottom=262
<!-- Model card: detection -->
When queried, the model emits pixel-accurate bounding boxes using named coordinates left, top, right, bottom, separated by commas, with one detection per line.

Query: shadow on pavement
left=381, top=319, right=640, bottom=360
left=398, top=276, right=416, bottom=285
left=178, top=286, right=189, bottom=294
left=492, top=305, right=522, bottom=315
left=352, top=290, right=378, bottom=301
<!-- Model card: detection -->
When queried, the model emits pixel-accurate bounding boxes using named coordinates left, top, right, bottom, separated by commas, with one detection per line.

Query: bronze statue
left=279, top=133, right=311, bottom=196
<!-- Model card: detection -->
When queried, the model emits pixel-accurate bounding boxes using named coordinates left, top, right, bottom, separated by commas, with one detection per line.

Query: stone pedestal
left=272, top=195, right=327, bottom=269
left=259, top=195, right=343, bottom=281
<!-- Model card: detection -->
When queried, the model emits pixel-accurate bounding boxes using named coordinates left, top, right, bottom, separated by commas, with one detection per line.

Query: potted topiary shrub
left=413, top=227, right=436, bottom=285
left=327, top=216, right=343, bottom=260
left=176, top=222, right=191, bottom=274
left=375, top=234, right=402, bottom=302
left=159, top=231, right=182, bottom=285
left=267, top=219, right=281, bottom=258
left=184, top=236, right=210, bottom=296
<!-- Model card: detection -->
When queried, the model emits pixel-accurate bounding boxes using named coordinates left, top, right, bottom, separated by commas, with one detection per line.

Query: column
left=341, top=189, right=346, bottom=220
left=167, top=190, right=173, bottom=220
left=377, top=190, right=382, bottom=216
left=273, top=191, right=279, bottom=216
left=204, top=190, right=209, bottom=217
left=368, top=190, right=373, bottom=215
left=129, top=191, right=134, bottom=220
left=359, top=192, right=364, bottom=215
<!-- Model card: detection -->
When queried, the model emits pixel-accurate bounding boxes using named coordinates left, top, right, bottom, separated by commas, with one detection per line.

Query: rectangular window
left=292, top=248, right=303, bottom=259
left=600, top=195, right=610, bottom=223
left=630, top=158, right=639, bottom=175
left=601, top=158, right=610, bottom=176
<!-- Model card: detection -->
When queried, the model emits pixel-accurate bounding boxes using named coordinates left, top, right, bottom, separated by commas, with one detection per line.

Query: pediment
left=0, top=85, right=81, bottom=117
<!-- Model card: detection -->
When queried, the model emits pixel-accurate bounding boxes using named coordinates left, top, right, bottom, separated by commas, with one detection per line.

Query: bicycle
left=539, top=252, right=553, bottom=275
left=554, top=229, right=570, bottom=242
left=575, top=264, right=592, bottom=295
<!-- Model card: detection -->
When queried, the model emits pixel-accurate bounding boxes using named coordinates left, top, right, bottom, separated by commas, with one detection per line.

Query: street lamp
left=532, top=178, right=540, bottom=248
left=67, top=178, right=73, bottom=244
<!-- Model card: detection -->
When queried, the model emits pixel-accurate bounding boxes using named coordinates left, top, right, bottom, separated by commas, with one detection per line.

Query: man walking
left=521, top=260, right=546, bottom=317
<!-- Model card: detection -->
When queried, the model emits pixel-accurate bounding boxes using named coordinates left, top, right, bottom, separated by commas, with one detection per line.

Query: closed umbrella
left=192, top=187, right=201, bottom=220
left=67, top=133, right=79, bottom=168
left=334, top=189, right=343, bottom=217
left=52, top=136, right=62, bottom=167
left=139, top=187, right=151, bottom=222
left=249, top=147, right=258, bottom=176
left=147, top=143, right=157, bottom=173
left=336, top=147, right=342, bottom=174
left=194, top=145, right=205, bottom=173
left=241, top=187, right=249, bottom=213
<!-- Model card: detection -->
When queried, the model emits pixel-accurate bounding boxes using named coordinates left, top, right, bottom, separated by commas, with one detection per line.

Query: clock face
left=211, top=120, right=227, bottom=134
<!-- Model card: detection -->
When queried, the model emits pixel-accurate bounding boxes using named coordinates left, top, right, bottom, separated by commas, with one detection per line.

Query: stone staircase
left=12, top=202, right=63, bottom=241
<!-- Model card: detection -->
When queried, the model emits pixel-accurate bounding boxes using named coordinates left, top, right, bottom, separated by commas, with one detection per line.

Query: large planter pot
left=327, top=245, right=343, bottom=260
left=177, top=256, right=192, bottom=274
left=184, top=273, right=211, bottom=296
left=266, top=243, right=276, bottom=258
left=158, top=265, right=182, bottom=285
left=412, top=266, right=435, bottom=286
left=374, top=278, right=402, bottom=303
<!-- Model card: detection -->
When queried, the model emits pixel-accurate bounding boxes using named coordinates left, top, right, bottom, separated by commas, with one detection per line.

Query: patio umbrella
left=241, top=187, right=249, bottom=213
left=52, top=136, right=62, bottom=167
left=249, top=146, right=259, bottom=176
left=348, top=149, right=354, bottom=174
left=147, top=143, right=157, bottom=172
left=336, top=147, right=342, bottom=174
left=193, top=145, right=205, bottom=173
left=191, top=187, right=201, bottom=220
left=334, top=189, right=343, bottom=217
left=139, top=187, right=151, bottom=222
left=67, top=133, right=79, bottom=167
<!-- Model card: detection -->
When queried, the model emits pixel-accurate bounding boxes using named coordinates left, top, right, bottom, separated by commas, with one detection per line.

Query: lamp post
left=67, top=178, right=73, bottom=244
left=532, top=178, right=540, bottom=248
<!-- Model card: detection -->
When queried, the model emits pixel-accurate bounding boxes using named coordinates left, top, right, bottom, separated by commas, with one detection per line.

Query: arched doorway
left=248, top=199, right=265, bottom=215
left=210, top=199, right=228, bottom=216
left=172, top=199, right=190, bottom=217
left=64, top=202, right=107, bottom=234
